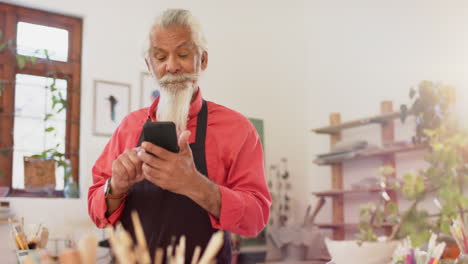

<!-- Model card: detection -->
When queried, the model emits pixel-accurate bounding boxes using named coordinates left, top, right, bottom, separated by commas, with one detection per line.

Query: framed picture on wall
left=93, top=80, right=131, bottom=137
left=140, top=72, right=160, bottom=108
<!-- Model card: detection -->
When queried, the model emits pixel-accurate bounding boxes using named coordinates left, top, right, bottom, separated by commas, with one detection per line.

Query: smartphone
left=142, top=121, right=179, bottom=153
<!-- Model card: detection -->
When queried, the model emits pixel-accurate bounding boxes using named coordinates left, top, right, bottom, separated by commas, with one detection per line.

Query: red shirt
left=88, top=90, right=271, bottom=237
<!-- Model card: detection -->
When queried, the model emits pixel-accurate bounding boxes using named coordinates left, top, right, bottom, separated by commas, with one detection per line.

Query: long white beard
left=156, top=73, right=198, bottom=134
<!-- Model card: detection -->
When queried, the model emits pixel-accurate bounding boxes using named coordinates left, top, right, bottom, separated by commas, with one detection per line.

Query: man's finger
left=113, top=161, right=127, bottom=181
left=141, top=141, right=174, bottom=160
left=128, top=150, right=143, bottom=176
left=178, top=130, right=191, bottom=154
left=119, top=155, right=137, bottom=180
left=130, top=173, right=145, bottom=184
left=138, top=150, right=163, bottom=169
left=142, top=163, right=160, bottom=180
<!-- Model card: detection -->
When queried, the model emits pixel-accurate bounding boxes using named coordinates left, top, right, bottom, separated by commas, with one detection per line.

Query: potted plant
left=355, top=81, right=468, bottom=260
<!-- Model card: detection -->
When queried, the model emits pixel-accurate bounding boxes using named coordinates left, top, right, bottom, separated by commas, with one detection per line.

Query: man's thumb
left=178, top=130, right=191, bottom=153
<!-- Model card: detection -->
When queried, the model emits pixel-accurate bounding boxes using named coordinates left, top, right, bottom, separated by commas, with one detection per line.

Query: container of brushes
left=16, top=249, right=40, bottom=264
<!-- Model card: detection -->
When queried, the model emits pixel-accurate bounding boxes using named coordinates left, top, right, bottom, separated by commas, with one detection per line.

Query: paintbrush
left=198, top=231, right=224, bottom=264
left=15, top=224, right=29, bottom=250
left=154, top=248, right=163, bottom=264
left=105, top=227, right=121, bottom=263
left=450, top=225, right=464, bottom=253
left=7, top=218, right=15, bottom=232
left=175, top=236, right=186, bottom=264
left=118, top=227, right=137, bottom=263
left=33, top=223, right=42, bottom=241
left=167, top=245, right=175, bottom=264
left=8, top=218, right=22, bottom=250
left=107, top=226, right=136, bottom=264
left=38, top=227, right=49, bottom=249
left=77, top=234, right=98, bottom=264
left=191, top=246, right=201, bottom=264
left=131, top=211, right=151, bottom=264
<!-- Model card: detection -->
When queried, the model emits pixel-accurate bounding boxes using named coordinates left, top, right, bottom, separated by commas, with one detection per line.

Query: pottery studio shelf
left=314, top=143, right=427, bottom=166
left=315, top=223, right=393, bottom=229
left=310, top=101, right=417, bottom=240
left=312, top=111, right=403, bottom=134
left=312, top=188, right=393, bottom=197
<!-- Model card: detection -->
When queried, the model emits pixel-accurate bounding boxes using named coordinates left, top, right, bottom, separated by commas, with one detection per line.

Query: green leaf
left=0, top=171, right=3, bottom=178
left=57, top=160, right=68, bottom=168
left=378, top=166, right=395, bottom=176
left=0, top=30, right=3, bottom=39
left=15, top=55, right=26, bottom=69
left=44, top=49, right=50, bottom=60
left=1, top=150, right=8, bottom=157
left=50, top=78, right=57, bottom=91
left=0, top=42, right=7, bottom=52
left=45, top=127, right=55, bottom=133
left=57, top=106, right=65, bottom=113
left=44, top=113, right=53, bottom=121
left=51, top=96, right=58, bottom=109
left=440, top=215, right=452, bottom=234
left=423, top=129, right=436, bottom=137
left=0, top=82, right=5, bottom=94
left=386, top=202, right=398, bottom=215
left=30, top=56, right=37, bottom=64
left=401, top=173, right=425, bottom=200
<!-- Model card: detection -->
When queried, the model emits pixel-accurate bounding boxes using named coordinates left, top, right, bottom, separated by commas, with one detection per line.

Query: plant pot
left=325, top=238, right=398, bottom=264
left=23, top=157, right=55, bottom=192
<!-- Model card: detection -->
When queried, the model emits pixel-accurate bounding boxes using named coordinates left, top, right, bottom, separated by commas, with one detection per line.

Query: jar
left=63, top=159, right=79, bottom=198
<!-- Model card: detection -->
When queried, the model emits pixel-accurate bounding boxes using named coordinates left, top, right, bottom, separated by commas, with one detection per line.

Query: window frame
left=0, top=3, right=82, bottom=197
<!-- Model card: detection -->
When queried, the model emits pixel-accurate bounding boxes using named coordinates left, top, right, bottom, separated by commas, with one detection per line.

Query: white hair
left=145, top=9, right=207, bottom=57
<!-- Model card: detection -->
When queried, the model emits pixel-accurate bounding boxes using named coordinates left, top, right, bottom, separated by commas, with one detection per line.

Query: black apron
left=120, top=101, right=232, bottom=264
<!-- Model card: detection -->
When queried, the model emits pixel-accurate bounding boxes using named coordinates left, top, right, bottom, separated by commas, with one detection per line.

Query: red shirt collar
left=146, top=88, right=203, bottom=122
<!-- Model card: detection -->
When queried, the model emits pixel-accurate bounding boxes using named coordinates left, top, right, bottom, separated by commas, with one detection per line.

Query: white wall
left=0, top=0, right=308, bottom=260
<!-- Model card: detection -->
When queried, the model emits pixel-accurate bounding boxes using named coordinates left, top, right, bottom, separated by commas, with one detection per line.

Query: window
left=0, top=3, right=82, bottom=197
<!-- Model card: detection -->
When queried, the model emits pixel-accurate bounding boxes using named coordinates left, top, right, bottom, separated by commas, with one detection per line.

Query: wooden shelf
left=312, top=188, right=392, bottom=197
left=316, top=223, right=393, bottom=229
left=312, top=112, right=402, bottom=134
left=312, top=101, right=402, bottom=240
left=315, top=143, right=426, bottom=165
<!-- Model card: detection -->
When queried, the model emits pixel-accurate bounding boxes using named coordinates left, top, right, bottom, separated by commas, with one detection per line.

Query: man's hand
left=111, top=147, right=145, bottom=195
left=139, top=131, right=221, bottom=218
left=138, top=131, right=199, bottom=195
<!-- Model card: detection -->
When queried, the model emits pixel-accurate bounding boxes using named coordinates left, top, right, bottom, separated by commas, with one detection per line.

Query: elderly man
left=88, top=9, right=271, bottom=263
